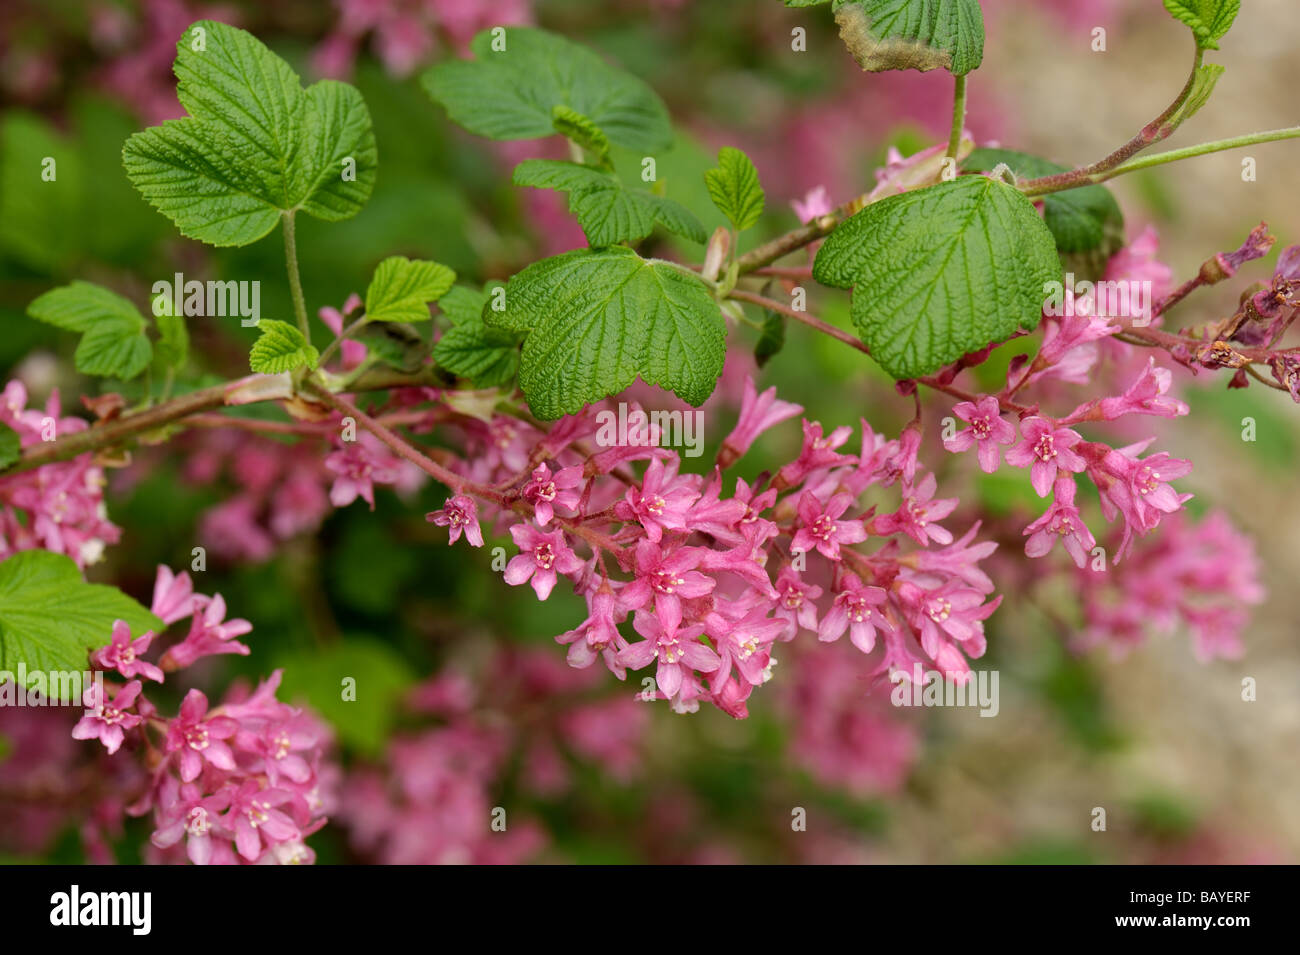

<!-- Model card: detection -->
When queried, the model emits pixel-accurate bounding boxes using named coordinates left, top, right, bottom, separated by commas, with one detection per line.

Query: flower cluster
left=70, top=566, right=334, bottom=865
left=0, top=381, right=120, bottom=567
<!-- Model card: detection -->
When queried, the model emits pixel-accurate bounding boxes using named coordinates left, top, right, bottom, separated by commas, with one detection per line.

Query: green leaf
left=813, top=175, right=1060, bottom=380
left=1162, top=0, right=1240, bottom=50
left=485, top=247, right=726, bottom=418
left=0, top=113, right=82, bottom=272
left=704, top=147, right=765, bottom=232
left=754, top=302, right=787, bottom=368
left=513, top=159, right=706, bottom=247
left=249, top=319, right=319, bottom=373
left=421, top=27, right=673, bottom=152
left=364, top=255, right=456, bottom=323
left=0, top=551, right=162, bottom=698
left=551, top=105, right=612, bottom=165
left=27, top=281, right=153, bottom=379
left=1167, top=63, right=1226, bottom=128
left=432, top=286, right=520, bottom=387
left=438, top=285, right=492, bottom=326
left=963, top=148, right=1124, bottom=277
left=0, top=424, right=20, bottom=471
left=150, top=291, right=190, bottom=371
left=122, top=20, right=377, bottom=247
left=274, top=638, right=416, bottom=756
left=821, top=0, right=985, bottom=76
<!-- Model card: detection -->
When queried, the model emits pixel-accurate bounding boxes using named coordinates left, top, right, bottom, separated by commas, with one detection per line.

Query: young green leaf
left=150, top=291, right=190, bottom=371
left=963, top=148, right=1124, bottom=277
left=754, top=303, right=787, bottom=368
left=421, top=27, right=673, bottom=152
left=813, top=175, right=1060, bottom=380
left=551, top=105, right=612, bottom=166
left=249, top=319, right=320, bottom=374
left=484, top=247, right=726, bottom=419
left=122, top=20, right=377, bottom=247
left=513, top=159, right=706, bottom=247
left=1162, top=0, right=1240, bottom=50
left=0, top=550, right=162, bottom=696
left=364, top=256, right=456, bottom=323
left=27, top=281, right=152, bottom=379
left=704, top=147, right=765, bottom=232
left=814, top=0, right=985, bottom=76
left=1166, top=63, right=1227, bottom=128
left=0, top=424, right=20, bottom=471
left=431, top=286, right=520, bottom=387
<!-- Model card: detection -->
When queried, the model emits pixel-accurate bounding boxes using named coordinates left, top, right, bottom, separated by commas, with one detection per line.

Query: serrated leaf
left=0, top=550, right=162, bottom=699
left=27, top=281, right=153, bottom=379
left=963, top=148, right=1125, bottom=277
left=364, top=255, right=456, bottom=323
left=438, top=285, right=492, bottom=327
left=551, top=105, right=611, bottom=165
left=433, top=288, right=521, bottom=388
left=0, top=425, right=20, bottom=470
left=249, top=319, right=319, bottom=373
left=1162, top=0, right=1240, bottom=50
left=422, top=27, right=672, bottom=152
left=704, top=147, right=765, bottom=232
left=513, top=159, right=705, bottom=247
left=122, top=20, right=377, bottom=247
left=485, top=247, right=725, bottom=418
left=813, top=175, right=1060, bottom=380
left=825, top=0, right=985, bottom=76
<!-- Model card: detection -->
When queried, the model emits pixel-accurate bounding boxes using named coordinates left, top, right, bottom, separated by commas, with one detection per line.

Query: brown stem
left=1017, top=42, right=1203, bottom=198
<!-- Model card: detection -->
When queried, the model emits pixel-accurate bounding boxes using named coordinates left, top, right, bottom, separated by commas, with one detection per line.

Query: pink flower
left=150, top=780, right=234, bottom=866
left=150, top=565, right=203, bottom=625
left=71, top=680, right=143, bottom=755
left=773, top=568, right=822, bottom=641
left=1097, top=443, right=1194, bottom=556
left=818, top=575, right=890, bottom=654
left=776, top=420, right=855, bottom=488
left=791, top=491, right=867, bottom=561
left=618, top=611, right=719, bottom=699
left=521, top=463, right=583, bottom=526
left=160, top=593, right=252, bottom=670
left=614, top=457, right=699, bottom=542
left=164, top=689, right=239, bottom=783
left=222, top=780, right=302, bottom=862
left=705, top=604, right=785, bottom=692
left=719, top=377, right=803, bottom=469
left=1095, top=358, right=1189, bottom=421
left=944, top=396, right=1016, bottom=473
left=556, top=586, right=628, bottom=671
left=791, top=185, right=833, bottom=224
left=324, top=431, right=405, bottom=510
left=91, top=620, right=164, bottom=683
left=427, top=493, right=484, bottom=547
left=503, top=524, right=584, bottom=600
left=874, top=473, right=958, bottom=546
left=1024, top=477, right=1096, bottom=568
left=620, top=541, right=716, bottom=632
left=1005, top=417, right=1087, bottom=497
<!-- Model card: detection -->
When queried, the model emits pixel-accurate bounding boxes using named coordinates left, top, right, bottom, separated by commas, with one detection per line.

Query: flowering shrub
left=0, top=0, right=1293, bottom=865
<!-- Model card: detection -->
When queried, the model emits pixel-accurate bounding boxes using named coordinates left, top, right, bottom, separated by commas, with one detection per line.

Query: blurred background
left=0, top=0, right=1295, bottom=863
